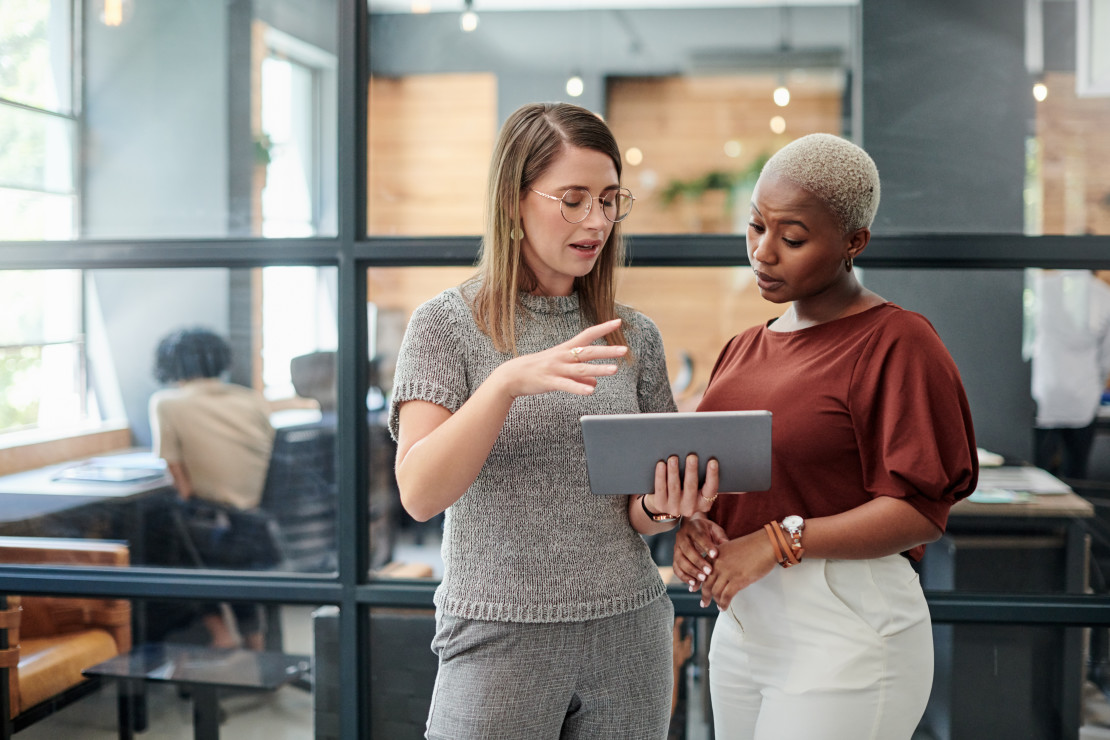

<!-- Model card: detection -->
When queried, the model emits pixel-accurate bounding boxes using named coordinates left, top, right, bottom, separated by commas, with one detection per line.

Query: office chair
left=258, top=422, right=338, bottom=574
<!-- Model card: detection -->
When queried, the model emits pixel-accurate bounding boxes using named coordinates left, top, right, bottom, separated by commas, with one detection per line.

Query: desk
left=0, top=451, right=173, bottom=538
left=84, top=643, right=311, bottom=740
left=920, top=467, right=1093, bottom=740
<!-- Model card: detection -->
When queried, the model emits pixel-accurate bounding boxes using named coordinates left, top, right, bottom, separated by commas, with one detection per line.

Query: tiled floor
left=17, top=605, right=317, bottom=740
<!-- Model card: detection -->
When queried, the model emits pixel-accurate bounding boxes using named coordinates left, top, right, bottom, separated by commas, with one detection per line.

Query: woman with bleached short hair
left=674, top=133, right=979, bottom=739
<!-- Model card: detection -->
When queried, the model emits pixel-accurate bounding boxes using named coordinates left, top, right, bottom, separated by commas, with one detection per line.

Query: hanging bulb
left=460, top=0, right=478, bottom=32
left=566, top=75, right=584, bottom=98
left=773, top=85, right=791, bottom=107
left=1033, top=81, right=1048, bottom=101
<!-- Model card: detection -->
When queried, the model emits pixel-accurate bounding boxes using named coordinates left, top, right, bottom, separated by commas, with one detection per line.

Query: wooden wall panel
left=1037, top=72, right=1110, bottom=236
left=607, top=75, right=843, bottom=235
left=368, top=74, right=497, bottom=235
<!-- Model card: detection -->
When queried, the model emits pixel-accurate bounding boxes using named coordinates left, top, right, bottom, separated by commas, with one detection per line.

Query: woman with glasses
left=389, top=102, right=710, bottom=739
left=673, top=134, right=978, bottom=739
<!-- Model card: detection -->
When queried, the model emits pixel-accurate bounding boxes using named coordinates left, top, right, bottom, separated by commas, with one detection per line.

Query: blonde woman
left=675, top=134, right=978, bottom=739
left=389, top=102, right=712, bottom=739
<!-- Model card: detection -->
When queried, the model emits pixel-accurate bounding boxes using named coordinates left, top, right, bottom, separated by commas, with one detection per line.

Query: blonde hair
left=761, top=133, right=880, bottom=233
left=470, top=102, right=627, bottom=355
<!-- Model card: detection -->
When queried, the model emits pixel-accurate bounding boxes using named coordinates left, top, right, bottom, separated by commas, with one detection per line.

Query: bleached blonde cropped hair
left=761, top=133, right=880, bottom=233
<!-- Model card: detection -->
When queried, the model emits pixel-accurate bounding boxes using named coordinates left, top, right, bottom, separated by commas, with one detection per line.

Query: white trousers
left=708, top=554, right=934, bottom=740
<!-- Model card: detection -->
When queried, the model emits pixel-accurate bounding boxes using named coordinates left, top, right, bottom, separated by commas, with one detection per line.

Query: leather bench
left=0, top=537, right=131, bottom=738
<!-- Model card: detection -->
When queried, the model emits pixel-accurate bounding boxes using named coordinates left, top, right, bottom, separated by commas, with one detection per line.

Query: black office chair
left=258, top=422, right=338, bottom=574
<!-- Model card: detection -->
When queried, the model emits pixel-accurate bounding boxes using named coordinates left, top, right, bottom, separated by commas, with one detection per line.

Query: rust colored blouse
left=699, top=302, right=978, bottom=561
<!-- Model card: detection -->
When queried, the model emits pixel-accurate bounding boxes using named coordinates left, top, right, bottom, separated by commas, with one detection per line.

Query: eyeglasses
left=529, top=186, right=635, bottom=224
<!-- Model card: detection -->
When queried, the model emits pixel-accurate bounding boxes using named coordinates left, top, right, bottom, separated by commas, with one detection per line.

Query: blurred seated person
left=149, top=327, right=275, bottom=650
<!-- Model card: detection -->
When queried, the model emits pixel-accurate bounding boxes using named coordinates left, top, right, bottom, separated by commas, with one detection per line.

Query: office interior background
left=2, top=0, right=1110, bottom=737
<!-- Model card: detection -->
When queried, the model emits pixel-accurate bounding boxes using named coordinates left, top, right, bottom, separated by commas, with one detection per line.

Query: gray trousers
left=426, top=595, right=674, bottom=740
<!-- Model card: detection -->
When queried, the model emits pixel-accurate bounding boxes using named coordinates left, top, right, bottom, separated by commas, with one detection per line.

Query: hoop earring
left=845, top=256, right=853, bottom=272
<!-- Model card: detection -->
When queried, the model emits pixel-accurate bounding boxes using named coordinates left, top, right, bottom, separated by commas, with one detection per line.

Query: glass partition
left=0, top=266, right=339, bottom=577
left=0, top=0, right=341, bottom=242
left=3, top=595, right=322, bottom=738
left=366, top=3, right=854, bottom=237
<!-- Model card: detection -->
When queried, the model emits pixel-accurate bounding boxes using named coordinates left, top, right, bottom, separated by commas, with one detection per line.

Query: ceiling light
left=566, top=75, right=584, bottom=98
left=460, top=0, right=478, bottom=32
left=770, top=116, right=786, bottom=134
left=773, top=85, right=791, bottom=107
left=1033, top=81, right=1048, bottom=101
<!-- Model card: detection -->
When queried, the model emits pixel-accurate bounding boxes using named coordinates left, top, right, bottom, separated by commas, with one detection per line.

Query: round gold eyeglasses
left=529, top=186, right=635, bottom=224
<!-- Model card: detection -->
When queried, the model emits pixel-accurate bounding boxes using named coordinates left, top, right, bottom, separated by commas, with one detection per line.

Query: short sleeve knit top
left=388, top=285, right=677, bottom=623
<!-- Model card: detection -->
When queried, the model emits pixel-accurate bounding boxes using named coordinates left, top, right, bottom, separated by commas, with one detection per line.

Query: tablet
left=580, top=410, right=772, bottom=495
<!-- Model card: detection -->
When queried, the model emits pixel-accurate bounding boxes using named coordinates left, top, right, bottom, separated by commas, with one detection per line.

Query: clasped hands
left=673, top=516, right=778, bottom=611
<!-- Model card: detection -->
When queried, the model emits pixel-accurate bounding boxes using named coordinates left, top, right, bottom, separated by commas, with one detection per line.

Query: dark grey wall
left=861, top=0, right=1034, bottom=461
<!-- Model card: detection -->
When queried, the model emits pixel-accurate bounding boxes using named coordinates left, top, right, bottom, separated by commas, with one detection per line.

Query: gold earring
left=510, top=227, right=524, bottom=241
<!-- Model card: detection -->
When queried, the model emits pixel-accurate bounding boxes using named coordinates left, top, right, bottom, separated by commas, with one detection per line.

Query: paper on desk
left=968, top=489, right=1037, bottom=504
left=974, top=466, right=1072, bottom=495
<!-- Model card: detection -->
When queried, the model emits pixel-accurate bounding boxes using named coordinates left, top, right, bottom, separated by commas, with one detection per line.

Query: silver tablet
left=580, top=410, right=772, bottom=495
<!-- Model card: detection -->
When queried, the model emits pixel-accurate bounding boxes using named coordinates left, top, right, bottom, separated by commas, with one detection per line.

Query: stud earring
left=510, top=227, right=524, bottom=241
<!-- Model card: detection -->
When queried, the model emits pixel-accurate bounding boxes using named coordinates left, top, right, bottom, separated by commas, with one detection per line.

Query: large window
left=0, top=0, right=77, bottom=240
left=0, top=270, right=86, bottom=436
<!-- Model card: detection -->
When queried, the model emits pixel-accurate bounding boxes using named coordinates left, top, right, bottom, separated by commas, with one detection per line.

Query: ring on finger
left=699, top=551, right=709, bottom=559
left=701, top=494, right=717, bottom=503
left=569, top=346, right=584, bottom=362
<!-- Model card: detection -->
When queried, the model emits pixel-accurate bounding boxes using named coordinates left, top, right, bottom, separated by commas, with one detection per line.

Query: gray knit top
left=388, top=284, right=677, bottom=623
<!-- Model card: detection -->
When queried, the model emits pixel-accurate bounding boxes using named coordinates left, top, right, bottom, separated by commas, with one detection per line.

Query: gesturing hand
left=490, top=318, right=628, bottom=399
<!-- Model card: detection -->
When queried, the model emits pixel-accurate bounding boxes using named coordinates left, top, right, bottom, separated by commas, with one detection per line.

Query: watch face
left=782, top=515, right=804, bottom=531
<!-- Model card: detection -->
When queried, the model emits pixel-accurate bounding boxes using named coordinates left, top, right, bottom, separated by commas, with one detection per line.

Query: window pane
left=0, top=187, right=75, bottom=239
left=78, top=0, right=337, bottom=240
left=0, top=269, right=81, bottom=345
left=0, top=270, right=85, bottom=434
left=0, top=266, right=338, bottom=577
left=0, top=102, right=75, bottom=192
left=0, top=595, right=320, bottom=738
left=0, top=0, right=72, bottom=113
left=366, top=5, right=853, bottom=237
left=367, top=266, right=470, bottom=574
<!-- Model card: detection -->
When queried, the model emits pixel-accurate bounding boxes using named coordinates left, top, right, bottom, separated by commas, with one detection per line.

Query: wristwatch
left=781, top=515, right=805, bottom=558
left=641, top=495, right=680, bottom=524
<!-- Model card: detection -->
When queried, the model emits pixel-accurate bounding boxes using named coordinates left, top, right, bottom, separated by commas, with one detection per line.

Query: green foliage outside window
left=0, top=346, right=42, bottom=432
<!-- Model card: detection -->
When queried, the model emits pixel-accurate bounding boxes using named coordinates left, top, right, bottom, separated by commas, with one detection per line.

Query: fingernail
left=697, top=572, right=705, bottom=581
left=700, top=600, right=709, bottom=608
left=709, top=550, right=717, bottom=558
left=688, top=584, right=696, bottom=592
left=703, top=566, right=712, bottom=574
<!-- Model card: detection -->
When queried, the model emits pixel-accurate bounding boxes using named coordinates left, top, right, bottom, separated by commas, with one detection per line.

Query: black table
left=84, top=642, right=311, bottom=740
